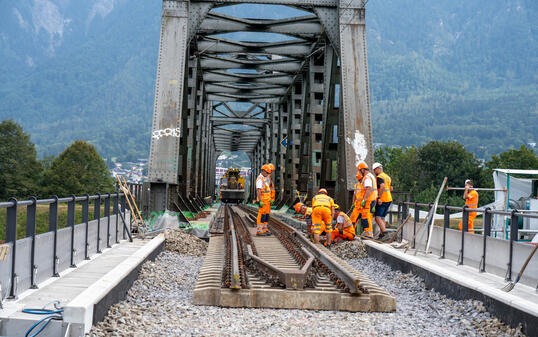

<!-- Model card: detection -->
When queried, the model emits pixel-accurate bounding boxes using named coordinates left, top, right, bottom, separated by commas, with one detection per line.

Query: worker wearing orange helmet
left=294, top=202, right=313, bottom=235
left=332, top=205, right=355, bottom=242
left=357, top=162, right=377, bottom=238
left=268, top=163, right=276, bottom=203
left=256, top=164, right=273, bottom=236
left=350, top=171, right=364, bottom=230
left=458, top=179, right=479, bottom=234
left=311, top=188, right=335, bottom=245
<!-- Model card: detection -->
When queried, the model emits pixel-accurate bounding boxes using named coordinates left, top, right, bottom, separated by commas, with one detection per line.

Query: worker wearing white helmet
left=373, top=162, right=393, bottom=239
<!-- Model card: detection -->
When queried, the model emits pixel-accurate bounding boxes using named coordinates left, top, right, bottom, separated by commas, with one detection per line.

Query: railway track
left=194, top=205, right=396, bottom=312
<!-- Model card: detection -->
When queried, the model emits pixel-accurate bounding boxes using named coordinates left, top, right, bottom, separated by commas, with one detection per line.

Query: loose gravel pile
left=88, top=248, right=525, bottom=337
left=329, top=239, right=368, bottom=259
left=164, top=229, right=207, bottom=256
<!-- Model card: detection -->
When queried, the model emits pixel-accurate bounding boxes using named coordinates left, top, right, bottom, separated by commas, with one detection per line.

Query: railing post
left=441, top=204, right=449, bottom=259
left=480, top=207, right=491, bottom=273
left=105, top=193, right=111, bottom=248
left=49, top=196, right=59, bottom=277
left=121, top=194, right=127, bottom=240
left=6, top=198, right=18, bottom=298
left=83, top=194, right=90, bottom=260
left=26, top=197, right=38, bottom=289
left=397, top=202, right=402, bottom=224
left=413, top=202, right=419, bottom=248
left=94, top=194, right=102, bottom=253
left=68, top=195, right=77, bottom=268
left=458, top=206, right=468, bottom=265
left=506, top=210, right=518, bottom=281
left=114, top=193, right=119, bottom=243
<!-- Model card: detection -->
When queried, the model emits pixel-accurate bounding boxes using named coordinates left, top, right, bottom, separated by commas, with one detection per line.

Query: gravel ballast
left=88, top=236, right=525, bottom=336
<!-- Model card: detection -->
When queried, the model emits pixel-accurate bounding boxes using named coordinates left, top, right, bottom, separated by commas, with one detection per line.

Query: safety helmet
left=268, top=163, right=275, bottom=171
left=294, top=202, right=304, bottom=213
left=261, top=164, right=271, bottom=173
left=357, top=162, right=368, bottom=171
left=318, top=188, right=328, bottom=195
left=372, top=162, right=382, bottom=170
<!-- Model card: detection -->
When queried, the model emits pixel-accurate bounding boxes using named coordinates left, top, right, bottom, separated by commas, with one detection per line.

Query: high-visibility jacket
left=305, top=207, right=312, bottom=226
left=353, top=182, right=364, bottom=206
left=362, top=172, right=378, bottom=202
left=269, top=177, right=275, bottom=200
left=337, top=213, right=355, bottom=236
left=377, top=172, right=393, bottom=203
left=465, top=190, right=479, bottom=208
left=256, top=174, right=271, bottom=201
left=312, top=194, right=334, bottom=208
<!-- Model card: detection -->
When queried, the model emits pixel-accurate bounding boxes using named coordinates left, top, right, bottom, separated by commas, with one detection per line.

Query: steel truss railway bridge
left=147, top=0, right=373, bottom=213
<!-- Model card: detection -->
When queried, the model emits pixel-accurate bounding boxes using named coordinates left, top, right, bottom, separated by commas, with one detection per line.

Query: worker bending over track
left=294, top=202, right=313, bottom=236
left=332, top=205, right=355, bottom=242
left=357, top=162, right=378, bottom=238
left=458, top=179, right=479, bottom=234
left=311, top=188, right=335, bottom=245
left=256, top=165, right=273, bottom=236
left=350, top=171, right=364, bottom=232
left=373, top=162, right=393, bottom=239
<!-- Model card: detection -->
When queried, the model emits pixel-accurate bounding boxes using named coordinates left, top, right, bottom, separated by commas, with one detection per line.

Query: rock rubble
left=329, top=239, right=368, bottom=259
left=164, top=229, right=207, bottom=256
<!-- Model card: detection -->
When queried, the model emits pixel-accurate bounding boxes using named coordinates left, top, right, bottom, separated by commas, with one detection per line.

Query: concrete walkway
left=0, top=236, right=164, bottom=337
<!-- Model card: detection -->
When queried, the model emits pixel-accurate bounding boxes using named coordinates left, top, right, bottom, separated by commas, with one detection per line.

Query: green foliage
left=40, top=140, right=114, bottom=198
left=0, top=119, right=42, bottom=200
left=486, top=145, right=538, bottom=171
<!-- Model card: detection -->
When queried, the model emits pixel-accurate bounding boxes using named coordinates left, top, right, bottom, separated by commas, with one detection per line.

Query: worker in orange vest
left=458, top=179, right=479, bottom=234
left=350, top=171, right=364, bottom=231
left=373, top=162, right=393, bottom=239
left=294, top=202, right=313, bottom=236
left=256, top=164, right=273, bottom=236
left=357, top=162, right=377, bottom=238
left=268, top=163, right=276, bottom=204
left=332, top=205, right=355, bottom=242
left=311, top=188, right=335, bottom=245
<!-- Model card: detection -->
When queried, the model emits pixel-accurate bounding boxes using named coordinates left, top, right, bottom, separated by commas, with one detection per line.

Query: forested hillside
left=0, top=0, right=536, bottom=162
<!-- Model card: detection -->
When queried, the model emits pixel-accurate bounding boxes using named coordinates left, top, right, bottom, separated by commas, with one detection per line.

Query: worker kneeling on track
left=311, top=188, right=335, bottom=245
left=332, top=205, right=355, bottom=243
left=256, top=164, right=273, bottom=236
left=357, top=162, right=378, bottom=238
left=294, top=202, right=313, bottom=236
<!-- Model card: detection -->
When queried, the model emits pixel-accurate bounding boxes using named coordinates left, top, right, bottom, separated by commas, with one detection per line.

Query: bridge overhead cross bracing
left=147, top=0, right=373, bottom=214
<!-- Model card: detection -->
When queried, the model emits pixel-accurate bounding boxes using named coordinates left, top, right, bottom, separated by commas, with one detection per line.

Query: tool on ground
left=501, top=243, right=537, bottom=292
left=387, top=214, right=411, bottom=243
left=116, top=175, right=145, bottom=232
left=404, top=177, right=447, bottom=254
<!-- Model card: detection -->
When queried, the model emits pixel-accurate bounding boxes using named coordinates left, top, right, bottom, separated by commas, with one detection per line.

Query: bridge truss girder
left=146, top=0, right=372, bottom=214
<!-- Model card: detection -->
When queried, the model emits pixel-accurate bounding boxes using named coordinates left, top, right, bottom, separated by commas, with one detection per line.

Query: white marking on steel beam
left=346, top=130, right=368, bottom=167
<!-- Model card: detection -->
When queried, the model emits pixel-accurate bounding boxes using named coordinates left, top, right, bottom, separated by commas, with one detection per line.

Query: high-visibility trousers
left=458, top=211, right=477, bottom=234
left=311, top=207, right=333, bottom=235
left=350, top=204, right=362, bottom=224
left=257, top=200, right=271, bottom=234
left=332, top=230, right=355, bottom=241
left=360, top=200, right=374, bottom=237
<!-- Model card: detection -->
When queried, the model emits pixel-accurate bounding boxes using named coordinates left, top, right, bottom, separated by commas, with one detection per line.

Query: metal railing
left=0, top=192, right=131, bottom=300
left=396, top=201, right=538, bottom=282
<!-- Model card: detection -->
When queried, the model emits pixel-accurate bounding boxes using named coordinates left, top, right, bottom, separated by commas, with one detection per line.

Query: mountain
left=0, top=0, right=536, bottom=162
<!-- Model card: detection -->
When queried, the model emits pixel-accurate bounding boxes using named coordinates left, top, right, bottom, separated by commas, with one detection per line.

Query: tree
left=0, top=120, right=42, bottom=200
left=486, top=145, right=538, bottom=171
left=40, top=140, right=114, bottom=197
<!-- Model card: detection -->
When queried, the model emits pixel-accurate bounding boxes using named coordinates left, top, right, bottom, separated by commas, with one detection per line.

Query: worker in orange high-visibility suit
left=268, top=163, right=276, bottom=204
left=311, top=188, right=335, bottom=245
left=373, top=162, right=393, bottom=239
left=295, top=202, right=313, bottom=235
left=357, top=162, right=377, bottom=238
left=332, top=205, right=355, bottom=242
left=458, top=179, right=479, bottom=234
left=350, top=171, right=363, bottom=232
left=256, top=165, right=273, bottom=236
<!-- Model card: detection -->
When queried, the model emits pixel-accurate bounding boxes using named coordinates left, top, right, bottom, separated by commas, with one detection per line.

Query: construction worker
left=256, top=164, right=272, bottom=236
left=373, top=162, right=393, bottom=239
left=357, top=162, right=378, bottom=238
left=268, top=163, right=276, bottom=204
left=332, top=205, right=355, bottom=242
left=294, top=202, right=313, bottom=235
left=311, top=188, right=335, bottom=245
left=458, top=179, right=479, bottom=234
left=350, top=171, right=364, bottom=231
